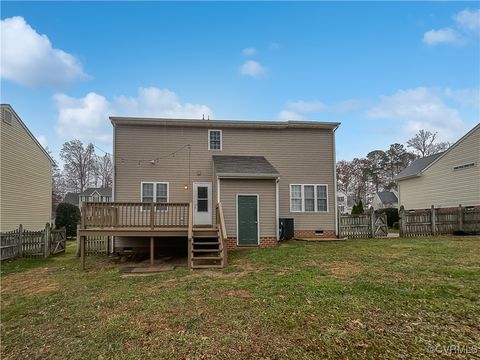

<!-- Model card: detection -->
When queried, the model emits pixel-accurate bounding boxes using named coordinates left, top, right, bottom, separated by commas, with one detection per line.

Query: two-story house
left=0, top=104, right=54, bottom=231
left=79, top=117, right=339, bottom=270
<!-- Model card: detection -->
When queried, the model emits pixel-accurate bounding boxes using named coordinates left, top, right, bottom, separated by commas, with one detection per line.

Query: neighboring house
left=110, top=117, right=340, bottom=251
left=0, top=104, right=54, bottom=231
left=395, top=123, right=480, bottom=210
left=372, top=190, right=398, bottom=210
left=78, top=187, right=112, bottom=208
left=337, top=190, right=353, bottom=214
left=63, top=192, right=80, bottom=207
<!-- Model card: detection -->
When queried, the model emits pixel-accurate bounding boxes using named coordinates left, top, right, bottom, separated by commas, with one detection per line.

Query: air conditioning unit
left=279, top=218, right=294, bottom=240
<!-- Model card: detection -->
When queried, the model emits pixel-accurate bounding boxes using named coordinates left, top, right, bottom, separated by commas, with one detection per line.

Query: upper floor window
left=2, top=109, right=12, bottom=125
left=290, top=184, right=328, bottom=213
left=208, top=130, right=222, bottom=150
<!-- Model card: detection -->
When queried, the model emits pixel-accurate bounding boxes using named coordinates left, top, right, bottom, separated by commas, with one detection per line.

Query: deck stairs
left=191, top=226, right=225, bottom=269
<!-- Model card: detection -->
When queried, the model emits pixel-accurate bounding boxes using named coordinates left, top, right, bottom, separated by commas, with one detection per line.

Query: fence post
left=399, top=206, right=405, bottom=238
left=44, top=222, right=51, bottom=257
left=431, top=205, right=436, bottom=236
left=76, top=224, right=81, bottom=256
left=457, top=204, right=463, bottom=232
left=18, top=224, right=23, bottom=258
left=337, top=209, right=341, bottom=238
left=370, top=209, right=375, bottom=238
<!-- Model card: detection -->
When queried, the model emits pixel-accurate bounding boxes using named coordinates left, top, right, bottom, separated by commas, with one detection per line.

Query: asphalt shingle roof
left=78, top=187, right=112, bottom=196
left=377, top=191, right=398, bottom=204
left=213, top=155, right=280, bottom=178
left=394, top=152, right=444, bottom=180
left=62, top=192, right=79, bottom=206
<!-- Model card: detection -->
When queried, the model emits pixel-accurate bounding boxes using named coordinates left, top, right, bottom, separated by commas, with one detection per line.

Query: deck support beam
left=150, top=237, right=154, bottom=265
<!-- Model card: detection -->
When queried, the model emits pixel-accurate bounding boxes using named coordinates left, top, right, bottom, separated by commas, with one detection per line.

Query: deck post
left=150, top=203, right=155, bottom=230
left=150, top=236, right=154, bottom=265
left=80, top=235, right=85, bottom=270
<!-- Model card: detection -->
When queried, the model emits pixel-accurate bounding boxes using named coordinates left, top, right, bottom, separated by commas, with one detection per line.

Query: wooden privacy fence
left=399, top=205, right=480, bottom=237
left=0, top=223, right=66, bottom=261
left=339, top=211, right=388, bottom=239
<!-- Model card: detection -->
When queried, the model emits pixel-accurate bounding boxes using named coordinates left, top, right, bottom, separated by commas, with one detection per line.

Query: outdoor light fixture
left=184, top=184, right=189, bottom=190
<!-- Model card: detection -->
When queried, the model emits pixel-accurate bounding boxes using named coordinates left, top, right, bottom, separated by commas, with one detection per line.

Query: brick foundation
left=293, top=230, right=337, bottom=239
left=226, top=237, right=277, bottom=249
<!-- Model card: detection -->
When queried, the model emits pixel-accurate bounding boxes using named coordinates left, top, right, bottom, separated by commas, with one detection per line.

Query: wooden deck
left=78, top=201, right=228, bottom=270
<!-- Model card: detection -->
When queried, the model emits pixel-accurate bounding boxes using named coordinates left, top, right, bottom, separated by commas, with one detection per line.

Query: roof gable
left=1, top=104, right=55, bottom=164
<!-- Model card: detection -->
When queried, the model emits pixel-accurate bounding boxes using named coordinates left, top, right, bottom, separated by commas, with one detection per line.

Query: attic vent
left=2, top=110, right=13, bottom=125
left=453, top=163, right=475, bottom=171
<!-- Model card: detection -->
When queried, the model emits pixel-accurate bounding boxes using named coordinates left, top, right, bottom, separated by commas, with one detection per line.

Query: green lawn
left=1, top=237, right=479, bottom=359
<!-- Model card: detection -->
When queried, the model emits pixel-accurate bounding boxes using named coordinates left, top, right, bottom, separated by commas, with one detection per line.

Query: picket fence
left=0, top=223, right=66, bottom=261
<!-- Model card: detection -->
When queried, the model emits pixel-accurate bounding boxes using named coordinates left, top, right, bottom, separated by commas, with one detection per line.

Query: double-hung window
left=142, top=182, right=169, bottom=209
left=208, top=130, right=222, bottom=150
left=290, top=184, right=328, bottom=212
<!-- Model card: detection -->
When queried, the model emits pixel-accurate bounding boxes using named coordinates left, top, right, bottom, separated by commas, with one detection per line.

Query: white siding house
left=395, top=124, right=480, bottom=210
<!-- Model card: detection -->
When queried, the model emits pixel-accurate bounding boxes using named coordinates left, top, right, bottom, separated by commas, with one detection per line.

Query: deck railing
left=82, top=202, right=190, bottom=229
left=216, top=202, right=228, bottom=266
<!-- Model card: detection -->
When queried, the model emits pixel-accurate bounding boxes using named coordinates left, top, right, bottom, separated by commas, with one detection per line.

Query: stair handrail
left=216, top=202, right=228, bottom=266
left=188, top=202, right=193, bottom=269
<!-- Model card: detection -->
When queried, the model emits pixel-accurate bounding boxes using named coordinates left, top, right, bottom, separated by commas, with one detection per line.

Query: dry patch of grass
left=0, top=267, right=58, bottom=296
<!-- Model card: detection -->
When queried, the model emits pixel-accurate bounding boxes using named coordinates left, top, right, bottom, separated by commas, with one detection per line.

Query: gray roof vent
left=2, top=109, right=13, bottom=125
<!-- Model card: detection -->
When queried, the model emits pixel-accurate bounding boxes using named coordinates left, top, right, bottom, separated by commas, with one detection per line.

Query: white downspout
left=333, top=125, right=339, bottom=237
left=276, top=177, right=280, bottom=240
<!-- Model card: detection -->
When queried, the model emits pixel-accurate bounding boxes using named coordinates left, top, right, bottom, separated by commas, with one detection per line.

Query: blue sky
left=1, top=1, right=479, bottom=161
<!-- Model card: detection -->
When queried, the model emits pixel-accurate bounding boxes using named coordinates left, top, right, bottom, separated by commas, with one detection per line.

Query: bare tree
left=336, top=160, right=355, bottom=195
left=96, top=153, right=113, bottom=188
left=407, top=130, right=449, bottom=157
left=60, top=140, right=96, bottom=192
left=366, top=150, right=388, bottom=192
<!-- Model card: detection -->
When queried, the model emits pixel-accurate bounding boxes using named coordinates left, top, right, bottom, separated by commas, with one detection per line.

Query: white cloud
left=54, top=92, right=111, bottom=143
left=454, top=9, right=480, bottom=32
left=423, top=9, right=480, bottom=46
left=423, top=28, right=461, bottom=45
left=278, top=100, right=326, bottom=120
left=113, top=87, right=213, bottom=119
left=54, top=87, right=213, bottom=144
left=444, top=88, right=480, bottom=107
left=242, top=47, right=256, bottom=56
left=278, top=110, right=305, bottom=121
left=366, top=87, right=466, bottom=141
left=36, top=134, right=48, bottom=148
left=0, top=16, right=88, bottom=88
left=240, top=60, right=266, bottom=78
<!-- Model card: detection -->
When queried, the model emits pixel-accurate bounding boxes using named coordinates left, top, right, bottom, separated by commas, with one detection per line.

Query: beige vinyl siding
left=398, top=126, right=480, bottom=209
left=0, top=107, right=52, bottom=231
left=114, top=124, right=336, bottom=232
left=220, top=179, right=276, bottom=238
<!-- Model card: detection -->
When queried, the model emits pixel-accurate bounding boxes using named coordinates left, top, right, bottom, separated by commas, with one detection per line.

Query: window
left=317, top=185, right=328, bottom=212
left=290, top=184, right=328, bottom=212
left=141, top=182, right=169, bottom=208
left=304, top=185, right=315, bottom=212
left=290, top=185, right=302, bottom=212
left=208, top=130, right=222, bottom=150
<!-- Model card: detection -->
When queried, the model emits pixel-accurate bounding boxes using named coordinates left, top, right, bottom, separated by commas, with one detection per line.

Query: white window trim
left=289, top=184, right=329, bottom=213
left=208, top=129, right=222, bottom=151
left=140, top=182, right=170, bottom=209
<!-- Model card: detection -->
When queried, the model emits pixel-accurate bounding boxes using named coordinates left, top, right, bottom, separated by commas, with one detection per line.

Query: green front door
left=237, top=195, right=259, bottom=245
